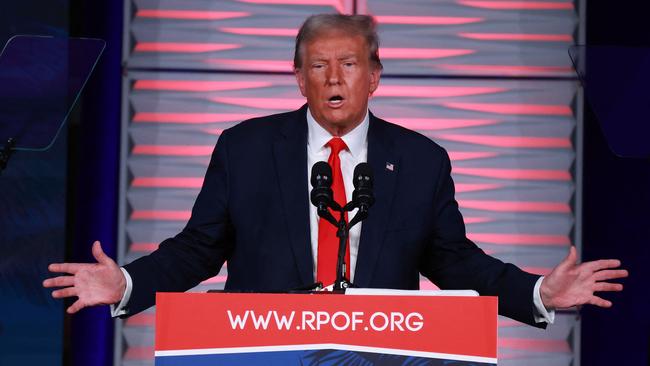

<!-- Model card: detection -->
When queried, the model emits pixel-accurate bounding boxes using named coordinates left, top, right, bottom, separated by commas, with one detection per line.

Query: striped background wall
left=117, top=1, right=582, bottom=365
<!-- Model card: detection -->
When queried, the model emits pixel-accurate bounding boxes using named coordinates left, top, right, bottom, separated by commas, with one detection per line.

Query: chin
left=328, top=110, right=353, bottom=122
left=325, top=116, right=353, bottom=128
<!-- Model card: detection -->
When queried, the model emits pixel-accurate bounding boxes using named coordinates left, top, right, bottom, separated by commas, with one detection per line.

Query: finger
left=67, top=299, right=86, bottom=314
left=583, top=259, right=622, bottom=272
left=594, top=282, right=624, bottom=292
left=48, top=262, right=89, bottom=274
left=588, top=295, right=612, bottom=308
left=557, top=246, right=578, bottom=270
left=594, top=269, right=629, bottom=281
left=92, top=241, right=113, bottom=266
left=51, top=287, right=77, bottom=299
left=43, top=276, right=75, bottom=288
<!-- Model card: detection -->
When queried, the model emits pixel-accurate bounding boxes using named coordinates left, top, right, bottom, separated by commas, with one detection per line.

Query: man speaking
left=44, top=14, right=627, bottom=327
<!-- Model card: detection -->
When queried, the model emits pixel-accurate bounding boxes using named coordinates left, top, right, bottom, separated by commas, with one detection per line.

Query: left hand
left=43, top=241, right=126, bottom=314
left=540, top=246, right=628, bottom=309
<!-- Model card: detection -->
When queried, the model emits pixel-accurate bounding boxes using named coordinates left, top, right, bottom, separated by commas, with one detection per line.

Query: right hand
left=540, top=246, right=627, bottom=310
left=43, top=241, right=126, bottom=314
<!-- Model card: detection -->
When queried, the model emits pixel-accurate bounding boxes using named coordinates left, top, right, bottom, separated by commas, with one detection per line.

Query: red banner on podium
left=155, top=292, right=497, bottom=365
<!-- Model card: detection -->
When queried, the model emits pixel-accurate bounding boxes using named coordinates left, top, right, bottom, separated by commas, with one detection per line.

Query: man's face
left=295, top=31, right=381, bottom=136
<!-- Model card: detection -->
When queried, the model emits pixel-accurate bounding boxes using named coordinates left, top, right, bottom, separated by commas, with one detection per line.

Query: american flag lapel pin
left=385, top=162, right=394, bottom=171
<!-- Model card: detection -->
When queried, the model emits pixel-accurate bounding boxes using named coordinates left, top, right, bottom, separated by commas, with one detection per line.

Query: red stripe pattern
left=126, top=0, right=576, bottom=76
left=120, top=0, right=579, bottom=364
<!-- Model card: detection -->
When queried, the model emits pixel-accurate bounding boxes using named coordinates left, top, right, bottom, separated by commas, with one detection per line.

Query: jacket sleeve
left=122, top=130, right=235, bottom=315
left=419, top=149, right=544, bottom=328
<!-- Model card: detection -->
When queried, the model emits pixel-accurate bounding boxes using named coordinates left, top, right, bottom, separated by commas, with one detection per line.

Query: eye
left=343, top=61, right=355, bottom=67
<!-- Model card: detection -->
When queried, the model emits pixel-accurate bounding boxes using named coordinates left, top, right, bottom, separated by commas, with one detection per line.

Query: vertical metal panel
left=120, top=72, right=304, bottom=365
left=117, top=0, right=582, bottom=364
left=572, top=0, right=587, bottom=364
left=370, top=76, right=578, bottom=364
left=360, top=0, right=578, bottom=77
left=125, top=0, right=353, bottom=72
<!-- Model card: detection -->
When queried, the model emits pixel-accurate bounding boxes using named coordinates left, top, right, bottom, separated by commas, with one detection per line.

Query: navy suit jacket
left=124, top=104, right=542, bottom=327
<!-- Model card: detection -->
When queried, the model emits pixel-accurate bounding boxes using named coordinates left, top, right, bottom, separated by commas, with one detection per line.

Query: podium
left=155, top=290, right=497, bottom=365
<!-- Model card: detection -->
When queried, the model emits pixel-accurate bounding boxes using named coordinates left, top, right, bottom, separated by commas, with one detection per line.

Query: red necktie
left=317, top=137, right=351, bottom=286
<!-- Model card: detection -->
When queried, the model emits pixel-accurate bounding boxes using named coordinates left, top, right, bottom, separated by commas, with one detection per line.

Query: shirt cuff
left=533, top=276, right=555, bottom=324
left=110, top=267, right=133, bottom=318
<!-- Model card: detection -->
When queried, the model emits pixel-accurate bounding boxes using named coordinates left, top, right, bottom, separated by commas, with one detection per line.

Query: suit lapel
left=272, top=105, right=313, bottom=286
left=354, top=114, right=400, bottom=287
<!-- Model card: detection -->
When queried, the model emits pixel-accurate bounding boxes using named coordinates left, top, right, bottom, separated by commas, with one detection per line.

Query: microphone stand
left=332, top=202, right=366, bottom=291
left=315, top=201, right=355, bottom=291
left=334, top=209, right=352, bottom=291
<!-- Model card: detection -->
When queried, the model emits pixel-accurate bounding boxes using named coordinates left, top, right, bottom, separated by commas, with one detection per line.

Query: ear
left=294, top=68, right=307, bottom=97
left=368, top=66, right=381, bottom=96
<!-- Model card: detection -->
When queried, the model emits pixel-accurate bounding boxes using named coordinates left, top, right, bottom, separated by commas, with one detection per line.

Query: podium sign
left=155, top=292, right=497, bottom=365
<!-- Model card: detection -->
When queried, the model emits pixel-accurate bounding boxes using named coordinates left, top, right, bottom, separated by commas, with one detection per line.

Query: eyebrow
left=309, top=53, right=357, bottom=62
left=338, top=54, right=357, bottom=61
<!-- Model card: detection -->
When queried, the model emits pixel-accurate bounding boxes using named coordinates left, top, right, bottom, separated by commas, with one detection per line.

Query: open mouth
left=328, top=95, right=344, bottom=106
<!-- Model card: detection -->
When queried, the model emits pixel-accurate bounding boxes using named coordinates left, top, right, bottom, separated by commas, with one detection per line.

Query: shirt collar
left=306, top=107, right=369, bottom=158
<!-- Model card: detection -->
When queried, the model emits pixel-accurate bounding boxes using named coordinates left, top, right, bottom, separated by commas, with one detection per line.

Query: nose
left=326, top=64, right=342, bottom=85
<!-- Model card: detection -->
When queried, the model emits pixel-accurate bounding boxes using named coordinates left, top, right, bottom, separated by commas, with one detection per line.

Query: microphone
left=348, top=163, right=374, bottom=228
left=310, top=161, right=338, bottom=226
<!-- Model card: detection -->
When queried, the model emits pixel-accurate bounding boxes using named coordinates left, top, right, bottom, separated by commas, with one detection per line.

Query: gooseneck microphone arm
left=310, top=162, right=375, bottom=291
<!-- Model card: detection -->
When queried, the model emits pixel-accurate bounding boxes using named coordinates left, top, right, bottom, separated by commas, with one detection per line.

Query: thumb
left=558, top=245, right=578, bottom=270
left=91, top=241, right=112, bottom=265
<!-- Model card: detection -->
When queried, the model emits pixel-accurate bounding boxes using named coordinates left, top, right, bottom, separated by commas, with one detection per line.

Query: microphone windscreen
left=353, top=162, right=373, bottom=188
left=311, top=161, right=332, bottom=188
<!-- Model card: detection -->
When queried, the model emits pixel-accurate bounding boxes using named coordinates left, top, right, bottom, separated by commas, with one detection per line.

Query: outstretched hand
left=541, top=246, right=628, bottom=310
left=43, top=241, right=126, bottom=314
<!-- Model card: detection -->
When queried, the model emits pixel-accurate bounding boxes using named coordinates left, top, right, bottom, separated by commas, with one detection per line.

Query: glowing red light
left=459, top=200, right=571, bottom=213
left=374, top=85, right=506, bottom=98
left=130, top=242, right=159, bottom=252
left=132, top=145, right=213, bottom=156
left=134, top=80, right=273, bottom=92
left=448, top=152, right=500, bottom=161
left=134, top=43, right=241, bottom=53
left=203, top=59, right=293, bottom=72
left=209, top=97, right=305, bottom=110
left=521, top=266, right=553, bottom=275
left=236, top=0, right=346, bottom=13
left=201, top=275, right=228, bottom=284
left=443, top=102, right=573, bottom=116
left=452, top=167, right=571, bottom=180
left=458, top=1, right=573, bottom=10
left=133, top=113, right=256, bottom=124
left=376, top=15, right=484, bottom=25
left=455, top=183, right=503, bottom=193
left=380, top=48, right=475, bottom=59
left=136, top=9, right=250, bottom=20
left=436, top=64, right=573, bottom=76
left=389, top=118, right=499, bottom=131
left=436, top=134, right=571, bottom=148
left=219, top=27, right=298, bottom=37
left=459, top=33, right=572, bottom=42
left=464, top=217, right=495, bottom=224
left=131, top=210, right=192, bottom=221
left=132, top=177, right=204, bottom=188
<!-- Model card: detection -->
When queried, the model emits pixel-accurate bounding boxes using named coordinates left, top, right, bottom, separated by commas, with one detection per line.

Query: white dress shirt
left=306, top=107, right=368, bottom=282
left=113, top=107, right=554, bottom=324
